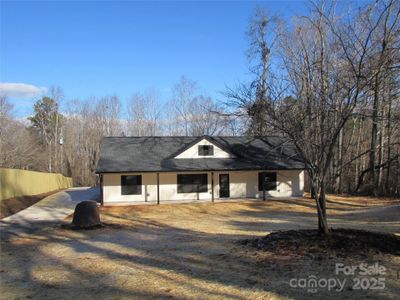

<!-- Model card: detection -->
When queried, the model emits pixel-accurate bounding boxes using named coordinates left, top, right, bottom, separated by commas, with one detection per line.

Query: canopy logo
left=289, top=275, right=346, bottom=293
left=289, top=262, right=386, bottom=293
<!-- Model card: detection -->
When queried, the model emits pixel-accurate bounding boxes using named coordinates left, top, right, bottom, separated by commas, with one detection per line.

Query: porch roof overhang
left=96, top=158, right=305, bottom=174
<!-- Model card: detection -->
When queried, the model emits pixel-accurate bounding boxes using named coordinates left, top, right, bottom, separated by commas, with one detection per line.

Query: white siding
left=102, top=170, right=304, bottom=204
left=213, top=170, right=304, bottom=198
left=159, top=172, right=212, bottom=200
left=103, top=173, right=158, bottom=203
left=175, top=138, right=233, bottom=159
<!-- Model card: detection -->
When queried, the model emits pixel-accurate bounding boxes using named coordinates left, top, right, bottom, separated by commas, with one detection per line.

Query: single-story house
left=96, top=136, right=306, bottom=205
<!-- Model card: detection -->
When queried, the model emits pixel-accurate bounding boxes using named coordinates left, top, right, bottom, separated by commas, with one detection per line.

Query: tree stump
left=72, top=200, right=101, bottom=228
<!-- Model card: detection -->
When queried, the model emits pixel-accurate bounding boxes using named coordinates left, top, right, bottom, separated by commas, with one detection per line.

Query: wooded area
left=224, top=0, right=400, bottom=233
left=0, top=79, right=238, bottom=186
left=0, top=0, right=399, bottom=211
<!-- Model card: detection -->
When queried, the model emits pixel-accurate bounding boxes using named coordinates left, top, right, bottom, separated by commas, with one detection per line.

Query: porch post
left=211, top=172, right=214, bottom=202
left=157, top=172, right=160, bottom=205
left=262, top=173, right=266, bottom=201
left=100, top=174, right=104, bottom=205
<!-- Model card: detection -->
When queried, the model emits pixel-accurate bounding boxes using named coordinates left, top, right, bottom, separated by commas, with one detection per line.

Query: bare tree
left=167, top=76, right=197, bottom=136
left=189, top=95, right=227, bottom=136
left=94, top=95, right=122, bottom=136
left=245, top=8, right=280, bottom=135
left=0, top=96, right=44, bottom=170
left=167, top=76, right=227, bottom=136
left=62, top=96, right=122, bottom=186
left=225, top=1, right=400, bottom=234
left=128, top=90, right=161, bottom=136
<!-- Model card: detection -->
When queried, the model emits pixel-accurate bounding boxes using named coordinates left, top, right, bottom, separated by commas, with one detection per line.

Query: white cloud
left=0, top=83, right=47, bottom=98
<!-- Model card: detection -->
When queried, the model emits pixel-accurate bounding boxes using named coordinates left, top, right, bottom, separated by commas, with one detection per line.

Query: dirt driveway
left=0, top=196, right=399, bottom=299
left=0, top=187, right=99, bottom=240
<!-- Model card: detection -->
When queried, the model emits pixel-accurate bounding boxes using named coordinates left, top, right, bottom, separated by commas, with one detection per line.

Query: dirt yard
left=1, top=195, right=399, bottom=299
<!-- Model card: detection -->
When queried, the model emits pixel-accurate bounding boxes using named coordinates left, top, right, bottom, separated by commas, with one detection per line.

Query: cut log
left=72, top=200, right=101, bottom=228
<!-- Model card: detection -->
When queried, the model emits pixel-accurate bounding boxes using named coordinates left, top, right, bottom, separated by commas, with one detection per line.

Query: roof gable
left=173, top=136, right=235, bottom=159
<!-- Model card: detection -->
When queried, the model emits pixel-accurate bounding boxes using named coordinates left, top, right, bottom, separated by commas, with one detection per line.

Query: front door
left=219, top=174, right=230, bottom=198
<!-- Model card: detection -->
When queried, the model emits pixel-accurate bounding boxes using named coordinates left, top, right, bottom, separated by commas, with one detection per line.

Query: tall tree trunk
left=354, top=117, right=363, bottom=190
left=385, top=93, right=392, bottom=194
left=370, top=78, right=379, bottom=196
left=317, top=180, right=328, bottom=234
left=309, top=170, right=329, bottom=235
left=377, top=95, right=385, bottom=193
left=336, top=128, right=343, bottom=193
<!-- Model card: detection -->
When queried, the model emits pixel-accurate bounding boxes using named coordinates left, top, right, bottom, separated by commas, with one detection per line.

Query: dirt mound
left=0, top=190, right=63, bottom=219
left=240, top=228, right=400, bottom=257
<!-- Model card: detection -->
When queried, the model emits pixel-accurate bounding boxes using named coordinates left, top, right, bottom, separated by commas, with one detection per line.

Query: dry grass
left=1, top=195, right=399, bottom=299
left=0, top=189, right=64, bottom=219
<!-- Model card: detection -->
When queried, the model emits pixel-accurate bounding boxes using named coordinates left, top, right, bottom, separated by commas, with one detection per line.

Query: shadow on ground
left=0, top=187, right=100, bottom=241
left=1, top=199, right=400, bottom=299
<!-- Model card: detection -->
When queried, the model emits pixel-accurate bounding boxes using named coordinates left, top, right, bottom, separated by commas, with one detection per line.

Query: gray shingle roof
left=96, top=136, right=305, bottom=173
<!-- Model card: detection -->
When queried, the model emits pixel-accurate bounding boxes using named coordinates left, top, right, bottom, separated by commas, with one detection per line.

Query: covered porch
left=100, top=170, right=304, bottom=205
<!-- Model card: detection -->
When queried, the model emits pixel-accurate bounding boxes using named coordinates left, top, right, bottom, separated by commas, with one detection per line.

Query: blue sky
left=1, top=1, right=323, bottom=117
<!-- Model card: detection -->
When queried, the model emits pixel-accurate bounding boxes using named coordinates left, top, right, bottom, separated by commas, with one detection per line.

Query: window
left=177, top=174, right=208, bottom=193
left=121, top=175, right=142, bottom=195
left=198, top=145, right=214, bottom=156
left=258, top=172, right=277, bottom=191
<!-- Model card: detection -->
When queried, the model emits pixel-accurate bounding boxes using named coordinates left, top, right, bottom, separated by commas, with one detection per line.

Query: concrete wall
left=102, top=170, right=304, bottom=204
left=175, top=138, right=233, bottom=159
left=0, top=168, right=73, bottom=201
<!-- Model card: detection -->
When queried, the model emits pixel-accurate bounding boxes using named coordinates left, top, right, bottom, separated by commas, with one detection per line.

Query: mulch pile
left=240, top=228, right=400, bottom=257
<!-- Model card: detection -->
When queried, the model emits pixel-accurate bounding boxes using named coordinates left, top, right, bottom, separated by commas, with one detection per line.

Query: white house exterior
left=96, top=136, right=306, bottom=205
